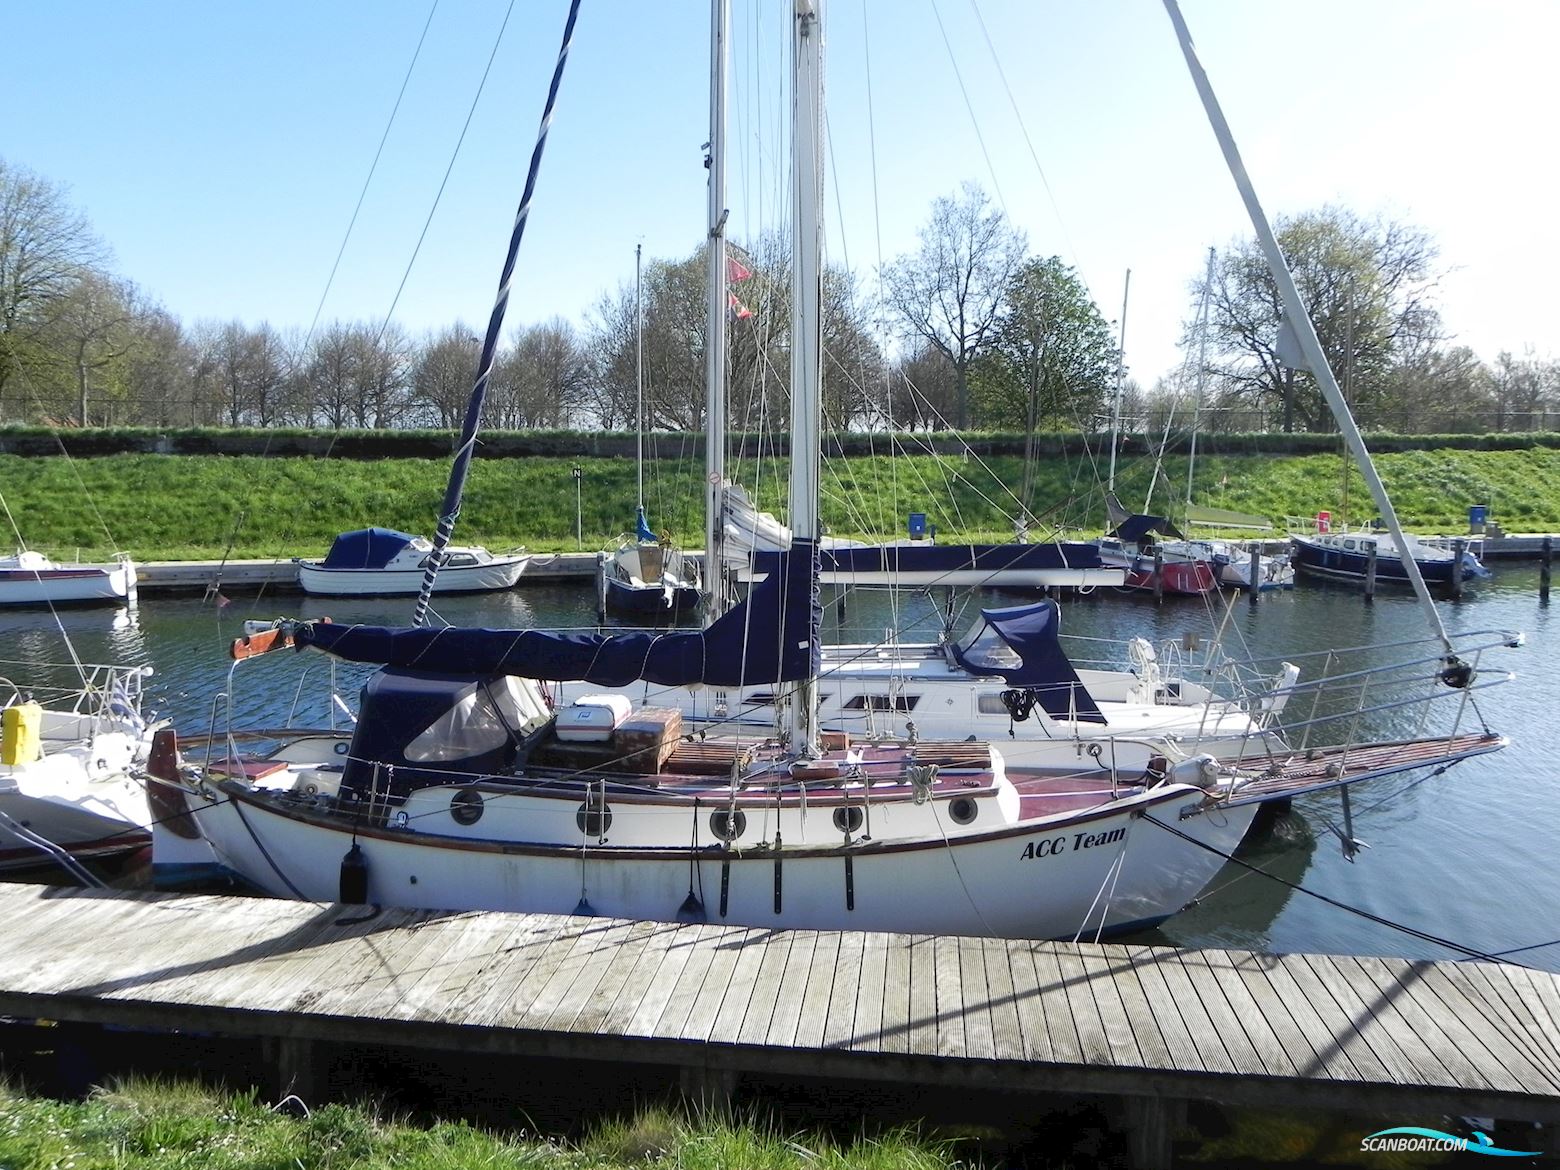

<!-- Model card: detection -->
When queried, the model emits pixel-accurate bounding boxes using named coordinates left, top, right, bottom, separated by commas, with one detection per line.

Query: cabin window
left=843, top=693, right=919, bottom=712
left=1343, top=540, right=1358, bottom=551
left=978, top=694, right=1009, bottom=715
left=404, top=677, right=547, bottom=762
left=744, top=691, right=829, bottom=707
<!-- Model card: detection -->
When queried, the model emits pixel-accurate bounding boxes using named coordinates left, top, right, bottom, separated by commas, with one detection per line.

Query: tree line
left=1, top=155, right=1554, bottom=437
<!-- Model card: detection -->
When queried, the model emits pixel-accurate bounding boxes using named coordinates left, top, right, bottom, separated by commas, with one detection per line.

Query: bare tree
left=489, top=319, right=589, bottom=428
left=1200, top=206, right=1443, bottom=432
left=411, top=323, right=480, bottom=428
left=0, top=158, right=109, bottom=409
left=883, top=183, right=1027, bottom=429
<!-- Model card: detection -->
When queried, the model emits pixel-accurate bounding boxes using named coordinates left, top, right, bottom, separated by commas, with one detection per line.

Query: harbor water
left=2, top=570, right=1553, bottom=970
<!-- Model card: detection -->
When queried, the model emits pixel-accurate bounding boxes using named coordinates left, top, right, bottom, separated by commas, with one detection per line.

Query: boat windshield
left=404, top=676, right=550, bottom=763
left=954, top=620, right=1022, bottom=672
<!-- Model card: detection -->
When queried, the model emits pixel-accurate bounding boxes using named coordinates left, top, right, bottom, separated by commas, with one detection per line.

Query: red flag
left=727, top=292, right=753, bottom=320
left=726, top=254, right=753, bottom=283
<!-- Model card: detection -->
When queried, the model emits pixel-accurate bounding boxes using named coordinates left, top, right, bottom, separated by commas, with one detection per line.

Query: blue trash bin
left=908, top=512, right=928, bottom=540
left=1469, top=504, right=1488, bottom=530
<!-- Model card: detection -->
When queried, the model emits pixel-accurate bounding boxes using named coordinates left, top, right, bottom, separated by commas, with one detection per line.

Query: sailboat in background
left=598, top=244, right=702, bottom=618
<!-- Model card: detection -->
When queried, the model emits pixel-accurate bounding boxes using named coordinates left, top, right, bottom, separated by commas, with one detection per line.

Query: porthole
left=948, top=797, right=978, bottom=826
left=710, top=809, right=746, bottom=842
left=832, top=806, right=864, bottom=834
left=450, top=789, right=484, bottom=826
left=577, top=799, right=612, bottom=838
left=334, top=741, right=350, bottom=756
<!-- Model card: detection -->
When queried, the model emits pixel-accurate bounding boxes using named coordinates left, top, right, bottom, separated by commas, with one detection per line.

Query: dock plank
left=850, top=929, right=889, bottom=1053
left=1271, top=952, right=1392, bottom=1083
left=732, top=928, right=791, bottom=1046
left=619, top=921, right=703, bottom=1038
left=1026, top=942, right=1082, bottom=1066
left=1237, top=951, right=1360, bottom=1082
left=681, top=926, right=758, bottom=1043
left=1297, top=953, right=1436, bottom=1088
left=1135, top=947, right=1235, bottom=1076
left=957, top=936, right=996, bottom=1060
left=1118, top=944, right=1197, bottom=1073
left=877, top=932, right=913, bottom=1056
left=541, top=918, right=646, bottom=1034
left=569, top=919, right=664, bottom=1035
left=823, top=931, right=864, bottom=1050
left=763, top=929, right=817, bottom=1049
left=793, top=932, right=842, bottom=1050
left=435, top=915, right=560, bottom=1026
left=649, top=924, right=727, bottom=1040
left=1095, top=944, right=1171, bottom=1070
left=1054, top=944, right=1117, bottom=1068
left=1198, top=949, right=1300, bottom=1078
left=933, top=933, right=966, bottom=1059
left=1077, top=947, right=1143, bottom=1070
left=1443, top=962, right=1560, bottom=1089
left=1406, top=960, right=1554, bottom=1094
left=980, top=937, right=1025, bottom=1063
left=906, top=935, right=938, bottom=1057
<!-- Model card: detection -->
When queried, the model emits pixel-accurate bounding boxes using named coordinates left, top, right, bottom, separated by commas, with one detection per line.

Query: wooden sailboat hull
left=174, top=777, right=1254, bottom=940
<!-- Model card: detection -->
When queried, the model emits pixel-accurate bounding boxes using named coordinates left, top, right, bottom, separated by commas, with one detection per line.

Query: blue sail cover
left=320, top=528, right=416, bottom=569
left=952, top=600, right=1107, bottom=724
left=295, top=539, right=821, bottom=688
left=819, top=541, right=1101, bottom=576
left=634, top=506, right=656, bottom=543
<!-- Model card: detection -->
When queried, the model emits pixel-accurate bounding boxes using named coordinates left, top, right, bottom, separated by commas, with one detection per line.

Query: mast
left=411, top=0, right=582, bottom=628
left=1185, top=246, right=1214, bottom=508
left=703, top=0, right=731, bottom=618
left=788, top=0, right=824, bottom=757
left=635, top=242, right=645, bottom=518
left=1105, top=269, right=1131, bottom=495
left=1162, top=0, right=1458, bottom=660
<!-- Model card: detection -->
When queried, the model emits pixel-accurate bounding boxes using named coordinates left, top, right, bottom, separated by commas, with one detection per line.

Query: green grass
left=0, top=443, right=1552, bottom=561
left=0, top=1078, right=973, bottom=1170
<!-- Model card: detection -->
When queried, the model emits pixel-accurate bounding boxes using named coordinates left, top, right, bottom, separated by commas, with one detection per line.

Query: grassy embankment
left=3, top=445, right=1557, bottom=561
left=0, top=1079, right=964, bottom=1170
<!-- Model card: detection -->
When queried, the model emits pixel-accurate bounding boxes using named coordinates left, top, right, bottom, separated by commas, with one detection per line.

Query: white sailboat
left=151, top=0, right=1510, bottom=942
left=0, top=659, right=159, bottom=874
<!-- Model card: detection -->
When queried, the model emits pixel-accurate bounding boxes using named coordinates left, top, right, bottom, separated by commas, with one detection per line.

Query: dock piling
left=1543, top=536, right=1552, bottom=604
left=1452, top=539, right=1466, bottom=599
left=1248, top=545, right=1260, bottom=603
left=1152, top=548, right=1164, bottom=605
left=1363, top=545, right=1377, bottom=604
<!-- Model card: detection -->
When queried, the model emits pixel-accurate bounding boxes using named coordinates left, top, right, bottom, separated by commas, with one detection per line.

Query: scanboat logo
left=1359, top=1126, right=1537, bottom=1157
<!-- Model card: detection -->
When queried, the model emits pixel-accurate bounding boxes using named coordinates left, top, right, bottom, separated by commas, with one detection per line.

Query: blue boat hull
left=1290, top=537, right=1468, bottom=585
left=604, top=574, right=701, bottom=618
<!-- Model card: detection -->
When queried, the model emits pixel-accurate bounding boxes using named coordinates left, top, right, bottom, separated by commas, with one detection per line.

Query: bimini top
left=295, top=540, right=820, bottom=690
left=951, top=600, right=1105, bottom=724
left=1108, top=513, right=1185, bottom=543
left=319, top=528, right=420, bottom=570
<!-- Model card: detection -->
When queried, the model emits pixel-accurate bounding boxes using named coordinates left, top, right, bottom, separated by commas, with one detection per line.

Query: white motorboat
left=0, top=661, right=159, bottom=872
left=295, top=528, right=528, bottom=596
left=0, top=550, right=138, bottom=608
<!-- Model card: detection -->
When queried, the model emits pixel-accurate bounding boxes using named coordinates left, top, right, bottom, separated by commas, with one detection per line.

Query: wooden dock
left=2, top=884, right=1559, bottom=1164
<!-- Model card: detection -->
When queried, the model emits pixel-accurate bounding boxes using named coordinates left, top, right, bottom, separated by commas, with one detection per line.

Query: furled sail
left=295, top=540, right=820, bottom=689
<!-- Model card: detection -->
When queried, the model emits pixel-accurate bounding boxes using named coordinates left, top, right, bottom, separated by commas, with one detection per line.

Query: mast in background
left=703, top=0, right=731, bottom=619
left=1105, top=269, right=1131, bottom=496
left=787, top=0, right=824, bottom=758
left=635, top=242, right=645, bottom=518
left=1185, top=246, right=1215, bottom=507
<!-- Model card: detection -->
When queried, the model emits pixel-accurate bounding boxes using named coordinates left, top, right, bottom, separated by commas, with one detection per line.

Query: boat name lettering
left=1019, top=825, right=1126, bottom=860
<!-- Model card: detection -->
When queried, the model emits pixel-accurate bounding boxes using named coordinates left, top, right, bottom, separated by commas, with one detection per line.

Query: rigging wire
left=375, top=0, right=520, bottom=347
left=303, top=0, right=442, bottom=351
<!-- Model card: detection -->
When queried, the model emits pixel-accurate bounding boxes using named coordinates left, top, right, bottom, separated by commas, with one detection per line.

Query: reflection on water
left=1, top=568, right=1554, bottom=970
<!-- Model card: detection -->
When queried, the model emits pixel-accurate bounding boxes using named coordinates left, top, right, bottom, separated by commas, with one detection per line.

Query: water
left=3, top=571, right=1553, bottom=970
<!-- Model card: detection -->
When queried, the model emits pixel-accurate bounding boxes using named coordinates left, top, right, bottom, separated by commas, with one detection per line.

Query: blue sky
left=8, top=1, right=1556, bottom=391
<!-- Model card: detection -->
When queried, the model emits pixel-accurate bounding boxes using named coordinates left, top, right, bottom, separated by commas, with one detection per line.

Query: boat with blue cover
left=295, top=527, right=528, bottom=597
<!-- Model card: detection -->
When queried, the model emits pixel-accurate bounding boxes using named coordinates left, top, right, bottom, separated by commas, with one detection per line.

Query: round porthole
left=832, top=806, right=864, bottom=834
left=450, top=789, right=484, bottom=826
left=334, top=741, right=350, bottom=756
left=948, top=797, right=978, bottom=826
left=577, top=800, right=612, bottom=838
left=710, top=809, right=747, bottom=842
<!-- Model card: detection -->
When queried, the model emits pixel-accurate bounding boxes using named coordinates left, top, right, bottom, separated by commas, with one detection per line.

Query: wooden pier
left=2, top=884, right=1559, bottom=1165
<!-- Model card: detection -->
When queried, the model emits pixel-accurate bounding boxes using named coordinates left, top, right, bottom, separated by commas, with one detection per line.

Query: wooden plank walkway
left=2, top=884, right=1559, bottom=1130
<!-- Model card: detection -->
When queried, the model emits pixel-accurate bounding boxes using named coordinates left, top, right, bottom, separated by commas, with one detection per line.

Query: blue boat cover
left=952, top=600, right=1106, bottom=723
left=320, top=527, right=416, bottom=569
left=817, top=541, right=1101, bottom=576
left=295, top=539, right=821, bottom=688
left=1109, top=514, right=1185, bottom=543
left=634, top=506, right=656, bottom=544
